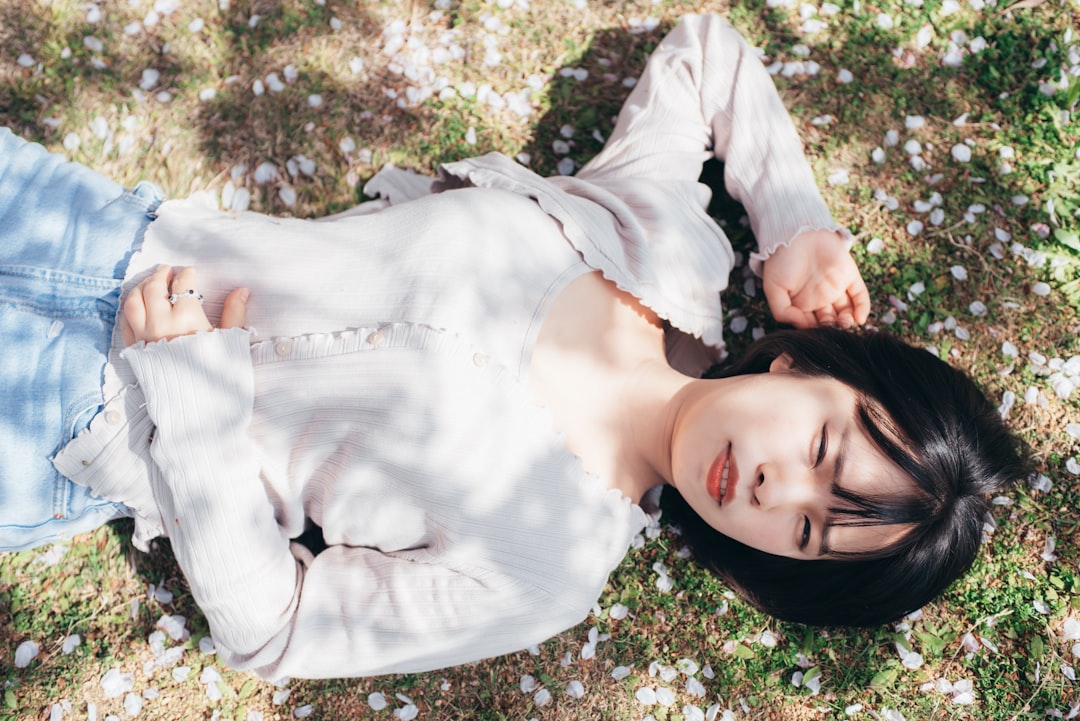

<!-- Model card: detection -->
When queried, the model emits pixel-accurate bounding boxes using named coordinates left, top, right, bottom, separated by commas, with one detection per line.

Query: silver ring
left=168, top=289, right=204, bottom=305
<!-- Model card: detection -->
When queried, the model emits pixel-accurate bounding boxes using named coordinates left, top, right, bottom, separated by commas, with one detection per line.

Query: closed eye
left=799, top=516, right=812, bottom=551
left=813, top=425, right=828, bottom=468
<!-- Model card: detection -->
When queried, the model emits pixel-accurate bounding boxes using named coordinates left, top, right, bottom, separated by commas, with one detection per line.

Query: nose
left=753, top=462, right=823, bottom=509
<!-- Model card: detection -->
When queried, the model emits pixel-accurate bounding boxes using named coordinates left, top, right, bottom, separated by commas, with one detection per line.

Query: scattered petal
left=394, top=704, right=418, bottom=721
left=124, top=693, right=143, bottom=717
left=14, top=640, right=39, bottom=668
left=101, top=668, right=135, bottom=697
left=1029, top=473, right=1052, bottom=492
left=951, top=144, right=972, bottom=162
left=686, top=677, right=707, bottom=697
left=636, top=687, right=657, bottom=705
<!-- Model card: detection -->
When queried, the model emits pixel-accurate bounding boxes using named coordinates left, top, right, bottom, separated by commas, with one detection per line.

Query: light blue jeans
left=0, top=127, right=161, bottom=551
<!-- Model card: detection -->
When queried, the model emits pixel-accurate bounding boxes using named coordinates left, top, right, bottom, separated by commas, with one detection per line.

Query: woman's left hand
left=121, top=265, right=249, bottom=345
left=761, top=230, right=870, bottom=329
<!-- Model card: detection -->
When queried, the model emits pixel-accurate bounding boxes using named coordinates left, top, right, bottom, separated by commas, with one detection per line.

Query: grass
left=2, top=0, right=1080, bottom=718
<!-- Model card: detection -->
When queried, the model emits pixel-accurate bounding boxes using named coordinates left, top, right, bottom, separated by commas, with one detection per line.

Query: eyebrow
left=816, top=426, right=850, bottom=557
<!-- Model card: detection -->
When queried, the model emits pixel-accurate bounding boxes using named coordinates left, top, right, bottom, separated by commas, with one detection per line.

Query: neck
left=612, top=359, right=694, bottom=502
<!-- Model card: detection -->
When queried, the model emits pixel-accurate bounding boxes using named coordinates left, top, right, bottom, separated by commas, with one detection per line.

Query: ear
left=769, top=353, right=794, bottom=373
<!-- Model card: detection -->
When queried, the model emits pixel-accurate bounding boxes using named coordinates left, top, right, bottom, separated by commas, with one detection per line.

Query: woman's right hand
left=762, top=231, right=870, bottom=329
left=121, top=265, right=249, bottom=346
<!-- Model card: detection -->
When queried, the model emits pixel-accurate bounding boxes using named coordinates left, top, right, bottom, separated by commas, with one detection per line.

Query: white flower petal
left=655, top=687, right=676, bottom=706
left=635, top=687, right=657, bottom=705
left=951, top=144, right=972, bottom=162
left=124, top=693, right=143, bottom=717
left=62, top=634, right=81, bottom=654
left=393, top=704, right=418, bottom=721
left=14, top=641, right=40, bottom=668
left=100, top=668, right=135, bottom=697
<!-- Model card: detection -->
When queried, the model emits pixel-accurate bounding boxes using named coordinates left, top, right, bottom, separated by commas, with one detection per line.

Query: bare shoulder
left=528, top=271, right=666, bottom=491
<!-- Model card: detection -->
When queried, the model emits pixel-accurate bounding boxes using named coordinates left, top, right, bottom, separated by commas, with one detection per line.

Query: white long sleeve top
left=54, top=14, right=849, bottom=680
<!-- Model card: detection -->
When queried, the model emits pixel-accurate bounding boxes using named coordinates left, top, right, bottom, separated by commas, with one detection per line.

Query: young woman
left=1, top=14, right=1026, bottom=680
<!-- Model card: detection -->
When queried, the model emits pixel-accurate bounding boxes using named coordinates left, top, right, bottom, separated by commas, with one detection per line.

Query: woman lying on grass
left=1, top=14, right=1027, bottom=680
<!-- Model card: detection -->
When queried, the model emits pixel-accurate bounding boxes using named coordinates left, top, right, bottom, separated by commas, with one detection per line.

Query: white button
left=274, top=340, right=294, bottom=357
left=367, top=331, right=385, bottom=347
left=472, top=352, right=489, bottom=368
left=104, top=410, right=121, bottom=425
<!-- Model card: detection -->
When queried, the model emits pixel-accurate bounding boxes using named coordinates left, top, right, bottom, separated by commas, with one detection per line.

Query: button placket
left=274, top=339, right=294, bottom=357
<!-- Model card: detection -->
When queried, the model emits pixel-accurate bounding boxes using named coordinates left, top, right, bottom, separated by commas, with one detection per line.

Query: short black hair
left=661, top=327, right=1031, bottom=627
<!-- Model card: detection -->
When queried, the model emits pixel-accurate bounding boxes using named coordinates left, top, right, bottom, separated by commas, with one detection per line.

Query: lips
left=706, top=445, right=736, bottom=505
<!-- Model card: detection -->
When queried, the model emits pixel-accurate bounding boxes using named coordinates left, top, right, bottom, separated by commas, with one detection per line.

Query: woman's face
left=668, top=356, right=913, bottom=560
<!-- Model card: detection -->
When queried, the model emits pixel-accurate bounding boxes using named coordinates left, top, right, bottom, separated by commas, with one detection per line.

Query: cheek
left=716, top=512, right=788, bottom=556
